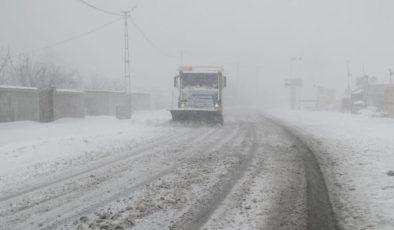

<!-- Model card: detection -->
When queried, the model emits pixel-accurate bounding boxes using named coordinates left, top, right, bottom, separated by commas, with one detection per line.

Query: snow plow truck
left=170, top=66, right=227, bottom=125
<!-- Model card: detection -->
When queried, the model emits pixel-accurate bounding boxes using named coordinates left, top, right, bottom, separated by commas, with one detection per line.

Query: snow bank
left=267, top=109, right=394, bottom=230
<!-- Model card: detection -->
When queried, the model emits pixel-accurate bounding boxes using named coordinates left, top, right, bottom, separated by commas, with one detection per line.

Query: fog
left=3, top=2, right=394, bottom=229
left=2, top=0, right=394, bottom=108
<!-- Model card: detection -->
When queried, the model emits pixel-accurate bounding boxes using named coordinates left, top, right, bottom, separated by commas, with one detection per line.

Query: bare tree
left=0, top=47, right=11, bottom=84
left=1, top=49, right=116, bottom=90
left=5, top=53, right=82, bottom=89
left=29, top=62, right=82, bottom=89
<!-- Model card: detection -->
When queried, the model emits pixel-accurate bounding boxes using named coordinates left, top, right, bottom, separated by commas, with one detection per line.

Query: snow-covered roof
left=353, top=100, right=365, bottom=105
left=182, top=87, right=218, bottom=91
left=85, top=90, right=125, bottom=94
left=179, top=66, right=223, bottom=73
left=56, top=89, right=84, bottom=94
left=352, top=89, right=364, bottom=94
left=0, top=85, right=37, bottom=90
left=0, top=85, right=37, bottom=92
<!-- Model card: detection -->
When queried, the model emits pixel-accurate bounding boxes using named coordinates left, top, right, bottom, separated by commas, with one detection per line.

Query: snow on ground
left=0, top=110, right=172, bottom=193
left=2, top=109, right=341, bottom=229
left=267, top=109, right=394, bottom=230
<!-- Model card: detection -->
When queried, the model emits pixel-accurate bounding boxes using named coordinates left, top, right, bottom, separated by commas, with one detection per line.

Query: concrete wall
left=39, top=87, right=55, bottom=122
left=0, top=86, right=39, bottom=122
left=54, top=89, right=85, bottom=120
left=384, top=86, right=394, bottom=116
left=0, top=85, right=151, bottom=122
left=365, top=85, right=385, bottom=110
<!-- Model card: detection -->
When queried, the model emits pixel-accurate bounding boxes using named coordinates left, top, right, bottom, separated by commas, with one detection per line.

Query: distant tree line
left=0, top=48, right=123, bottom=91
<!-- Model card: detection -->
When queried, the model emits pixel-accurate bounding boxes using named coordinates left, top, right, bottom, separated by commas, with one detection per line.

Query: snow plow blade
left=170, top=109, right=223, bottom=125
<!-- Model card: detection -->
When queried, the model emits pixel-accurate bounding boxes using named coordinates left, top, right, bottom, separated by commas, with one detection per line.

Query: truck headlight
left=180, top=103, right=185, bottom=108
left=214, top=103, right=219, bottom=109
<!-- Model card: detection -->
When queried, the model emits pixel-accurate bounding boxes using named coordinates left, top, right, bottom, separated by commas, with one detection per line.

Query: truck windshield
left=182, top=73, right=218, bottom=88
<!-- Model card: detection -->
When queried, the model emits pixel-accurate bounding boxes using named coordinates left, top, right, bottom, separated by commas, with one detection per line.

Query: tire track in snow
left=170, top=123, right=258, bottom=230
left=42, top=124, right=243, bottom=230
left=60, top=122, right=246, bottom=230
left=0, top=125, right=236, bottom=230
left=0, top=127, right=209, bottom=211
left=0, top=130, right=187, bottom=204
left=38, top=124, right=243, bottom=229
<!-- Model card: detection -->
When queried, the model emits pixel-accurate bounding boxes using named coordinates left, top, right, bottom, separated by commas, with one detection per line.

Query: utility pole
left=287, top=57, right=302, bottom=110
left=123, top=11, right=132, bottom=114
left=123, top=11, right=131, bottom=93
left=289, top=87, right=295, bottom=110
left=285, top=78, right=302, bottom=110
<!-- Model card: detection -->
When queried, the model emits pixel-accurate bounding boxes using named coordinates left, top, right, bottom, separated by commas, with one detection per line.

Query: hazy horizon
left=2, top=0, right=394, bottom=108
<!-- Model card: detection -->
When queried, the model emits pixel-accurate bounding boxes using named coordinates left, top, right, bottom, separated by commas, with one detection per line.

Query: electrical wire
left=77, top=0, right=122, bottom=16
left=129, top=16, right=178, bottom=59
left=28, top=18, right=122, bottom=54
left=75, top=0, right=177, bottom=60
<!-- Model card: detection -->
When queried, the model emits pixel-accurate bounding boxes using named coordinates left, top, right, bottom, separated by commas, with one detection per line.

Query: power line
left=77, top=1, right=178, bottom=60
left=129, top=16, right=178, bottom=59
left=27, top=18, right=122, bottom=54
left=128, top=19, right=226, bottom=65
left=77, top=0, right=122, bottom=16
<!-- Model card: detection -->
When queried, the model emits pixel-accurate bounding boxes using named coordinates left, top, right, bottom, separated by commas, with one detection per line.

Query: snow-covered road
left=0, top=110, right=335, bottom=230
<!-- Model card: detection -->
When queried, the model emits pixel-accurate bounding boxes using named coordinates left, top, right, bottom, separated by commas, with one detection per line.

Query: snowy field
left=268, top=110, right=394, bottom=230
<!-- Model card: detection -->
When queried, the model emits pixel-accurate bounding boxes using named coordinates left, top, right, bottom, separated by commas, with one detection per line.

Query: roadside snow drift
left=268, top=110, right=394, bottom=230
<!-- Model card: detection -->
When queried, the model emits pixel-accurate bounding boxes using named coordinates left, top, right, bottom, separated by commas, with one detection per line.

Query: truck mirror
left=174, top=75, right=178, bottom=88
left=224, top=76, right=227, bottom=87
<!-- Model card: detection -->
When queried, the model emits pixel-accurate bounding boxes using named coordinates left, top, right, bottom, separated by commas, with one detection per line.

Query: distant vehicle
left=170, top=66, right=227, bottom=125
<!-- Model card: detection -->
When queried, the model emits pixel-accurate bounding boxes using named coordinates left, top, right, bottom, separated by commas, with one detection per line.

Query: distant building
left=316, top=87, right=336, bottom=111
left=384, top=86, right=394, bottom=116
left=351, top=83, right=388, bottom=113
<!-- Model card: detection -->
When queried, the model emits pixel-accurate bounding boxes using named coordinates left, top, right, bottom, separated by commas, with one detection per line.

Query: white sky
left=2, top=0, right=394, bottom=107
